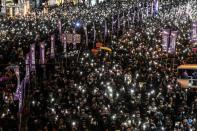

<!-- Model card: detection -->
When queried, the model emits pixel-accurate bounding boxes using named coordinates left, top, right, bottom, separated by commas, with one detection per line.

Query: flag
left=30, top=44, right=35, bottom=71
left=162, top=29, right=170, bottom=52
left=40, top=42, right=45, bottom=64
left=168, top=31, right=178, bottom=53
left=50, top=35, right=55, bottom=59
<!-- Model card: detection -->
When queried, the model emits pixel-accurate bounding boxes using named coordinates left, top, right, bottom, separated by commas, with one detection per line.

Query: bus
left=177, top=64, right=197, bottom=89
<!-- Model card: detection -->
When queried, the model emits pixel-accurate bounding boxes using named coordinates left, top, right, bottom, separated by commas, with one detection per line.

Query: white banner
left=30, top=44, right=35, bottom=71
left=75, top=34, right=81, bottom=44
left=25, top=53, right=30, bottom=79
left=192, top=22, right=197, bottom=39
left=162, top=29, right=170, bottom=52
left=40, top=42, right=45, bottom=64
left=63, top=34, right=67, bottom=53
left=50, top=35, right=55, bottom=59
left=168, top=31, right=178, bottom=53
left=64, top=50, right=80, bottom=58
left=66, top=33, right=73, bottom=43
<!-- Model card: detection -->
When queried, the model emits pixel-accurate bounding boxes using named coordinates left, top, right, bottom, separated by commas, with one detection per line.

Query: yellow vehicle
left=92, top=42, right=112, bottom=57
left=177, top=64, right=197, bottom=89
left=100, top=47, right=112, bottom=53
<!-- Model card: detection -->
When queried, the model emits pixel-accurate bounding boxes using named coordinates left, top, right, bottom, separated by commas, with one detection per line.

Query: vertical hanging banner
left=25, top=53, right=30, bottom=79
left=58, top=19, right=62, bottom=35
left=123, top=19, right=126, bottom=33
left=141, top=2, right=145, bottom=19
left=14, top=65, right=20, bottom=81
left=35, top=32, right=40, bottom=41
left=122, top=11, right=125, bottom=24
left=13, top=65, right=20, bottom=101
left=61, top=33, right=65, bottom=44
left=168, top=31, right=178, bottom=53
left=111, top=15, right=114, bottom=35
left=18, top=79, right=25, bottom=113
left=190, top=22, right=197, bottom=53
left=83, top=23, right=88, bottom=47
left=104, top=20, right=108, bottom=41
left=40, top=42, right=45, bottom=64
left=132, top=12, right=136, bottom=23
left=122, top=12, right=126, bottom=33
left=151, top=0, right=154, bottom=15
left=73, top=30, right=76, bottom=49
left=117, top=11, right=120, bottom=30
left=162, top=29, right=170, bottom=52
left=146, top=1, right=149, bottom=16
left=191, top=22, right=197, bottom=40
left=50, top=35, right=55, bottom=59
left=63, top=34, right=67, bottom=53
left=93, top=22, right=96, bottom=45
left=141, top=6, right=144, bottom=20
left=30, top=44, right=36, bottom=71
left=153, top=0, right=159, bottom=16
left=127, top=10, right=131, bottom=27
left=137, top=10, right=140, bottom=22
left=14, top=78, right=25, bottom=112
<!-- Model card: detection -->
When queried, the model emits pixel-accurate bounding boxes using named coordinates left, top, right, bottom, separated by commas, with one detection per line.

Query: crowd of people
left=0, top=0, right=197, bottom=131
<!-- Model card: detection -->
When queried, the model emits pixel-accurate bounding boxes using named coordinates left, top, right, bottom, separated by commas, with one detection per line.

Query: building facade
left=0, top=0, right=106, bottom=16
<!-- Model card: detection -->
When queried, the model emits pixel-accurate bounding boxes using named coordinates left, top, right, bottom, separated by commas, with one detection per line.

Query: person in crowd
left=0, top=0, right=197, bottom=130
